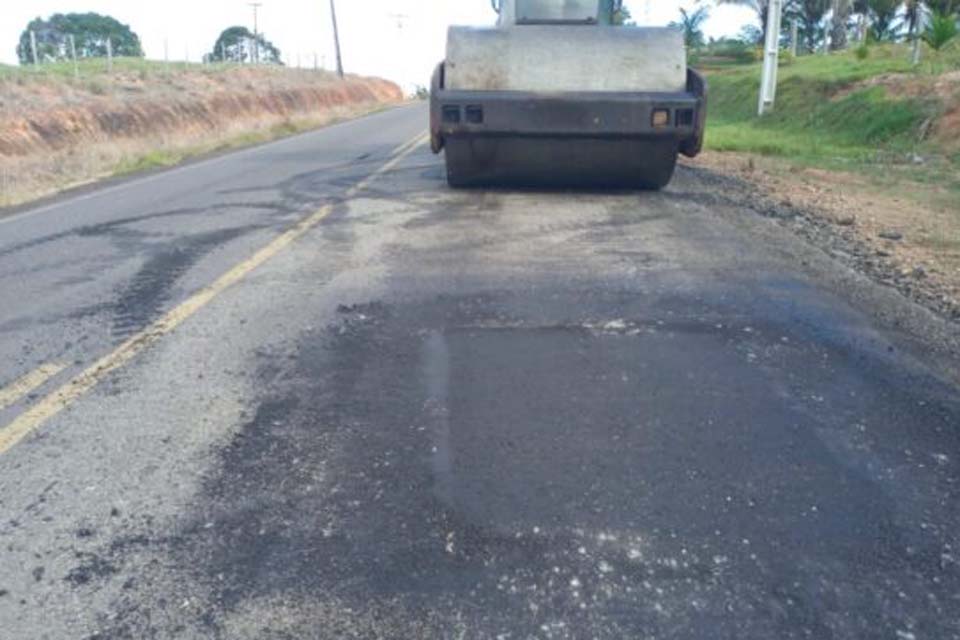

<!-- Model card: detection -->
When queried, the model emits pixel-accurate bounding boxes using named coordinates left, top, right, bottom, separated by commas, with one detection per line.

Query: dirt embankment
left=0, top=65, right=403, bottom=207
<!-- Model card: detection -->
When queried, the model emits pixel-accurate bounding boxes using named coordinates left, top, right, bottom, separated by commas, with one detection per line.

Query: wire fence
left=10, top=31, right=332, bottom=81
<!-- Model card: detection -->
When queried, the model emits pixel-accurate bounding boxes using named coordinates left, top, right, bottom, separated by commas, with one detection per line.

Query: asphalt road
left=1, top=104, right=959, bottom=640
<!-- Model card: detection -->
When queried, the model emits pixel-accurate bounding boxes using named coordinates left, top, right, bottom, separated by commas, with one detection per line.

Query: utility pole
left=30, top=30, right=39, bottom=66
left=250, top=2, right=262, bottom=64
left=69, top=34, right=79, bottom=79
left=790, top=20, right=798, bottom=57
left=330, top=0, right=344, bottom=78
left=758, top=0, right=783, bottom=115
left=106, top=37, right=113, bottom=73
left=910, top=7, right=922, bottom=65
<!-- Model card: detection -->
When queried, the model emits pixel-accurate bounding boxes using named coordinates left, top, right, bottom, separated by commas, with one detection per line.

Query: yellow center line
left=0, top=362, right=69, bottom=412
left=0, top=131, right=429, bottom=456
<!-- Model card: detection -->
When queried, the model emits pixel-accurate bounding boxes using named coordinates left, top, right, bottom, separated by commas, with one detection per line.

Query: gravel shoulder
left=683, top=153, right=960, bottom=383
left=691, top=152, right=960, bottom=322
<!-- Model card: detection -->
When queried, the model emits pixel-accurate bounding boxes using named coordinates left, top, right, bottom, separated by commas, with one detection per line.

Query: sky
left=1, top=1, right=757, bottom=91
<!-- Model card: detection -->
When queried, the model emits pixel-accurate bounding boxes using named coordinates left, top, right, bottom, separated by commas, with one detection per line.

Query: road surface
left=1, top=104, right=959, bottom=639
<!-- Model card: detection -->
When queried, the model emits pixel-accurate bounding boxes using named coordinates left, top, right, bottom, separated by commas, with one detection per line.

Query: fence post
left=30, top=30, right=39, bottom=66
left=69, top=35, right=79, bottom=79
left=106, top=38, right=113, bottom=72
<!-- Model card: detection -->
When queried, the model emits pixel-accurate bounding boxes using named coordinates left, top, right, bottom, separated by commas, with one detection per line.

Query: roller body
left=430, top=1, right=707, bottom=190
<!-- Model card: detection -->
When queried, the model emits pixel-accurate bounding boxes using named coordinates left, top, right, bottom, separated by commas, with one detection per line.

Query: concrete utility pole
left=330, top=0, right=344, bottom=78
left=758, top=0, right=783, bottom=115
left=29, top=30, right=39, bottom=65
left=250, top=2, right=262, bottom=64
left=106, top=37, right=113, bottom=73
left=69, top=35, right=79, bottom=79
left=790, top=19, right=798, bottom=56
left=911, top=7, right=923, bottom=65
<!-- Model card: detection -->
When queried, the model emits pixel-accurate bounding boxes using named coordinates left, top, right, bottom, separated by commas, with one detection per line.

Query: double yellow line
left=0, top=131, right=428, bottom=456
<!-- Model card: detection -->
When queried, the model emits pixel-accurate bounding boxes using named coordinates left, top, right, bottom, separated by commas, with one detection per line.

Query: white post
left=69, top=35, right=79, bottom=79
left=758, top=0, right=783, bottom=115
left=911, top=12, right=922, bottom=65
left=313, top=52, right=318, bottom=70
left=221, top=41, right=227, bottom=63
left=106, top=37, right=113, bottom=72
left=790, top=19, right=798, bottom=56
left=30, top=30, right=39, bottom=65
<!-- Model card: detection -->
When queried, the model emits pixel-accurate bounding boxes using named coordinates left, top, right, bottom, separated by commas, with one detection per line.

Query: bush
left=855, top=44, right=870, bottom=60
left=923, top=11, right=958, bottom=51
left=86, top=79, right=107, bottom=95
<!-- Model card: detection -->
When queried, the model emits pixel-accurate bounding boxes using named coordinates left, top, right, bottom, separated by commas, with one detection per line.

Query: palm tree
left=670, top=6, right=711, bottom=48
left=784, top=0, right=832, bottom=52
left=865, top=0, right=901, bottom=41
left=830, top=0, right=854, bottom=50
left=717, top=0, right=772, bottom=43
left=923, top=5, right=959, bottom=49
left=902, top=0, right=925, bottom=62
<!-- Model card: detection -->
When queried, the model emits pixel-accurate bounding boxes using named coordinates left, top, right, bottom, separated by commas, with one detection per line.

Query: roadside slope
left=693, top=44, right=960, bottom=323
left=0, top=60, right=404, bottom=207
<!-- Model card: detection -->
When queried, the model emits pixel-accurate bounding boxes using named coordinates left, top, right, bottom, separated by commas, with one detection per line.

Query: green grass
left=0, top=56, right=335, bottom=86
left=703, top=44, right=958, bottom=174
left=0, top=57, right=235, bottom=82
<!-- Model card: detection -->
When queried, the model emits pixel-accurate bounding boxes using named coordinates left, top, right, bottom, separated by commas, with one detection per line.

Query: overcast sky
left=2, top=1, right=756, bottom=91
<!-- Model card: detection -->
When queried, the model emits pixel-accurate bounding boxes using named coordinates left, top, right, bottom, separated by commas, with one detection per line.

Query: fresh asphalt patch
left=90, top=287, right=960, bottom=639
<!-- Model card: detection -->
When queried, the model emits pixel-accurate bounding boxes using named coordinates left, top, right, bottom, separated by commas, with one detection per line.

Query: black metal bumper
left=430, top=65, right=707, bottom=158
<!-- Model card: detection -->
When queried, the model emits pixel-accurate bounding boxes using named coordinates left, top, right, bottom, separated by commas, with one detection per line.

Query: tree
left=670, top=6, right=711, bottom=48
left=717, top=0, right=772, bottom=43
left=612, top=5, right=634, bottom=25
left=865, top=0, right=901, bottom=40
left=16, top=12, right=143, bottom=64
left=784, top=0, right=831, bottom=52
left=923, top=5, right=959, bottom=49
left=209, top=26, right=282, bottom=64
left=830, top=0, right=854, bottom=50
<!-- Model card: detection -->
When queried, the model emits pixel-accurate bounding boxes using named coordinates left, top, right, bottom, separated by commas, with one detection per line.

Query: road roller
left=429, top=0, right=706, bottom=189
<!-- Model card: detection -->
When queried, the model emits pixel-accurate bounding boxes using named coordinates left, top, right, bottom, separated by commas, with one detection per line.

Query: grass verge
left=703, top=44, right=959, bottom=187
